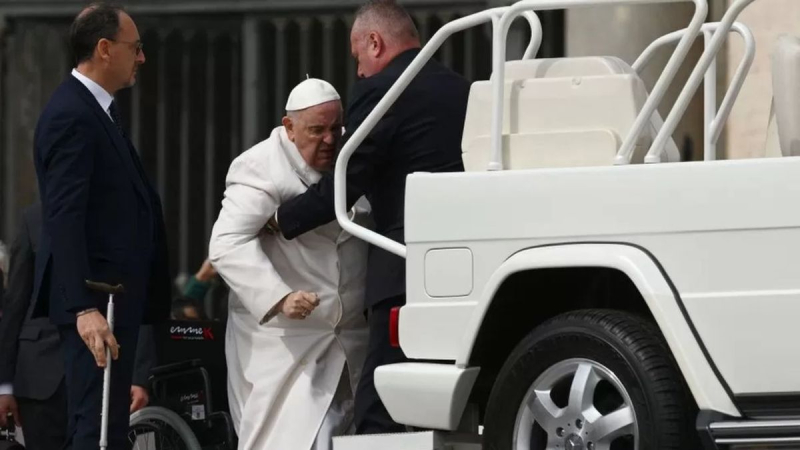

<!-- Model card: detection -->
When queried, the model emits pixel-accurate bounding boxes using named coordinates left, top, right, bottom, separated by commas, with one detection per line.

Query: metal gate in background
left=0, top=1, right=564, bottom=289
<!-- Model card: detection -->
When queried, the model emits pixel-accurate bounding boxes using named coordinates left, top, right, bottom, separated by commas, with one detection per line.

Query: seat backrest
left=770, top=35, right=800, bottom=157
left=462, top=56, right=680, bottom=171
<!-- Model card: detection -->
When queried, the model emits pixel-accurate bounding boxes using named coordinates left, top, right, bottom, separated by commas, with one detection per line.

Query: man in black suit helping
left=31, top=3, right=170, bottom=449
left=0, top=203, right=157, bottom=449
left=270, top=0, right=470, bottom=435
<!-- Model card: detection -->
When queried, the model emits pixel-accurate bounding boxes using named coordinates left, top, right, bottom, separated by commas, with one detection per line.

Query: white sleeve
left=209, top=156, right=293, bottom=323
left=0, top=383, right=13, bottom=396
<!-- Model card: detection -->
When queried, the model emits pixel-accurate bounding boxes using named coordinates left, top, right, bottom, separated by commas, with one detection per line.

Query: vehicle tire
left=483, top=309, right=698, bottom=450
left=129, top=406, right=202, bottom=450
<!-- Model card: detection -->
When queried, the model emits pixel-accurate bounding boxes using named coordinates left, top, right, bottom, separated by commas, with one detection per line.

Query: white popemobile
left=329, top=0, right=800, bottom=449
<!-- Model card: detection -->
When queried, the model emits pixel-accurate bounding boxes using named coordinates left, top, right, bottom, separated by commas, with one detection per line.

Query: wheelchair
left=128, top=320, right=236, bottom=450
left=0, top=416, right=24, bottom=450
left=128, top=359, right=237, bottom=450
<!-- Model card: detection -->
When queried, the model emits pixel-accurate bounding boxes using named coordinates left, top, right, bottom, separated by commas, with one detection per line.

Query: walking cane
left=85, top=280, right=125, bottom=450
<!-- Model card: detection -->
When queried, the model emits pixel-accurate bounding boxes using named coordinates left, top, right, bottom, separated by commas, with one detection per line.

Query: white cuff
left=0, top=383, right=13, bottom=396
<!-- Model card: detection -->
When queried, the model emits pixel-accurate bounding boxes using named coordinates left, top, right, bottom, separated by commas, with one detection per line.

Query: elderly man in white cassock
left=209, top=78, right=369, bottom=450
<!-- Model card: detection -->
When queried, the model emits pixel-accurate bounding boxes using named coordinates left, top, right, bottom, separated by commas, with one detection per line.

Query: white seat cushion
left=499, top=56, right=635, bottom=79
left=463, top=56, right=679, bottom=171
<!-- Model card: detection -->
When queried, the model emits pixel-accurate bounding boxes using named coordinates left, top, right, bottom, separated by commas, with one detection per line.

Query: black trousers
left=59, top=325, right=139, bottom=450
left=354, top=295, right=409, bottom=434
left=17, top=381, right=68, bottom=450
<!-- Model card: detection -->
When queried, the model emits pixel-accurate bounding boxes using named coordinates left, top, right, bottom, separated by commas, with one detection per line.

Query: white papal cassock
left=209, top=125, right=369, bottom=450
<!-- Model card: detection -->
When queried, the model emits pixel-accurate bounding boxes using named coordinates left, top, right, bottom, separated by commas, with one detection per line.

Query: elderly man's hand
left=260, top=213, right=281, bottom=238
left=77, top=310, right=119, bottom=368
left=0, top=394, right=20, bottom=428
left=281, top=291, right=320, bottom=319
left=130, top=385, right=149, bottom=413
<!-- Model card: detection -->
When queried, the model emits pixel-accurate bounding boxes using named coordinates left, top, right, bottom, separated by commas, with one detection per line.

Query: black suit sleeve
left=144, top=196, right=171, bottom=324
left=277, top=79, right=395, bottom=240
left=40, top=114, right=98, bottom=313
left=132, top=324, right=157, bottom=388
left=0, top=212, right=36, bottom=384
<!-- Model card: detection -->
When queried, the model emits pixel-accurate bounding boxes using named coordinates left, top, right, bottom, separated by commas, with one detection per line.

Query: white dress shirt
left=71, top=68, right=114, bottom=119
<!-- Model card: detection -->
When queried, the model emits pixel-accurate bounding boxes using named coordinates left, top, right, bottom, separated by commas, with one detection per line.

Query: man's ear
left=97, top=38, right=112, bottom=61
left=282, top=116, right=295, bottom=142
left=368, top=32, right=384, bottom=57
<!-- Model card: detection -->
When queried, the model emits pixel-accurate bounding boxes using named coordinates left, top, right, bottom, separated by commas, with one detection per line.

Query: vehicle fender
left=456, top=243, right=740, bottom=416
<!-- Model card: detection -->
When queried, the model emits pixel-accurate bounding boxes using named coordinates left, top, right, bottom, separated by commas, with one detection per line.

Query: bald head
left=353, top=0, right=419, bottom=45
left=350, top=0, right=421, bottom=78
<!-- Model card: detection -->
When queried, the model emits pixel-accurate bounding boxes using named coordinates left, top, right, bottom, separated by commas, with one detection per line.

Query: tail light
left=389, top=306, right=401, bottom=348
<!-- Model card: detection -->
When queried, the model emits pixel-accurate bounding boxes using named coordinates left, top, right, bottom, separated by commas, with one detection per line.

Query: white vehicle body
left=330, top=0, right=800, bottom=448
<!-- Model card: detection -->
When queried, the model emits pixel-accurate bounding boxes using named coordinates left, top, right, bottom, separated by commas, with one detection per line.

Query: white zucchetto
left=285, top=78, right=341, bottom=112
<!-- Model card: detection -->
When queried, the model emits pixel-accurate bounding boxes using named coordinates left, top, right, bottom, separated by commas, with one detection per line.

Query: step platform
left=703, top=417, right=800, bottom=449
left=333, top=431, right=481, bottom=450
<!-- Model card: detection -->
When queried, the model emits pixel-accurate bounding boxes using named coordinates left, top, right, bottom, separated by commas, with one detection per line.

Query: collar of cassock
left=278, top=127, right=322, bottom=188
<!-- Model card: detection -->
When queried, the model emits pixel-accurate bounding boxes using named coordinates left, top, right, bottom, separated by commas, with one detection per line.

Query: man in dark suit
left=0, top=203, right=157, bottom=449
left=32, top=4, right=170, bottom=449
left=271, top=0, right=470, bottom=434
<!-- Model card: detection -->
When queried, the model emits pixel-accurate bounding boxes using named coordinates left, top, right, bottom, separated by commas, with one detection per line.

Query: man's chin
left=126, top=72, right=139, bottom=87
left=316, top=157, right=334, bottom=171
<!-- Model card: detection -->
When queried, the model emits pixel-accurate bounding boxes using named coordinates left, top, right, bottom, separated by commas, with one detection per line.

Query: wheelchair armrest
left=150, top=359, right=203, bottom=377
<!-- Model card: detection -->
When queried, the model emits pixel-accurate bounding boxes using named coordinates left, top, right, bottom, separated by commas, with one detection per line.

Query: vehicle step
left=709, top=419, right=800, bottom=447
left=333, top=431, right=481, bottom=450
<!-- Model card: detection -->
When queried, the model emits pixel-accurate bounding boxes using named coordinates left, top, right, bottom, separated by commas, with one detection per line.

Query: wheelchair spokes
left=128, top=419, right=192, bottom=450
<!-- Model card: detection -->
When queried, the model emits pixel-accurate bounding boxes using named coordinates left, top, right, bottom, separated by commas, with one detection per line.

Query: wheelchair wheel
left=129, top=406, right=201, bottom=450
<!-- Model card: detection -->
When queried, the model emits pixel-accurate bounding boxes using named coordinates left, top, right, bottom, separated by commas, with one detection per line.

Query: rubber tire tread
left=129, top=405, right=202, bottom=450
left=483, top=309, right=699, bottom=450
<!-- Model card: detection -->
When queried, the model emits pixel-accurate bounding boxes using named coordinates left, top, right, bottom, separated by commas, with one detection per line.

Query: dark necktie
left=108, top=101, right=149, bottom=184
left=108, top=101, right=126, bottom=138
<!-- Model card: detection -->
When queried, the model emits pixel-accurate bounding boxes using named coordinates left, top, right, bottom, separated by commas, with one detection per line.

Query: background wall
left=0, top=0, right=565, bottom=287
left=722, top=0, right=800, bottom=159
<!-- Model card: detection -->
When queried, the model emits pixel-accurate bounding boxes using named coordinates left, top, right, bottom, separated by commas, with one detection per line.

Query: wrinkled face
left=105, top=12, right=145, bottom=89
left=284, top=100, right=343, bottom=171
left=350, top=26, right=383, bottom=79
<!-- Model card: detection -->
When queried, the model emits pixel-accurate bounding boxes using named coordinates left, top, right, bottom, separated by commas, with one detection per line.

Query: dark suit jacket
left=0, top=203, right=158, bottom=400
left=32, top=75, right=171, bottom=326
left=278, top=49, right=470, bottom=308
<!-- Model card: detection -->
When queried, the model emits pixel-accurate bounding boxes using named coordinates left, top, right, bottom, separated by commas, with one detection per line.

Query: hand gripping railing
left=490, top=0, right=708, bottom=170
left=647, top=0, right=759, bottom=162
left=333, top=8, right=542, bottom=258
left=633, top=22, right=755, bottom=161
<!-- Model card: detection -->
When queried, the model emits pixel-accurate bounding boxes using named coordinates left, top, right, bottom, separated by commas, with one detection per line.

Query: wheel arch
left=456, top=242, right=740, bottom=417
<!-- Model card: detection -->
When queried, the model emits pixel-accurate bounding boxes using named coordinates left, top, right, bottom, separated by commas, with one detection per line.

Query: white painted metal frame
left=490, top=0, right=708, bottom=169
left=633, top=22, right=755, bottom=161
left=334, top=0, right=765, bottom=257
left=333, top=7, right=542, bottom=258
left=647, top=0, right=760, bottom=162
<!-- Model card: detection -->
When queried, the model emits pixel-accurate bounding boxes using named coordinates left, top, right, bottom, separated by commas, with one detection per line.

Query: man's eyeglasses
left=109, top=39, right=143, bottom=56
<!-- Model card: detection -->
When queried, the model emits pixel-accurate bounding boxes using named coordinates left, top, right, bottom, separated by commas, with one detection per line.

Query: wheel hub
left=512, top=358, right=638, bottom=450
left=565, top=433, right=585, bottom=450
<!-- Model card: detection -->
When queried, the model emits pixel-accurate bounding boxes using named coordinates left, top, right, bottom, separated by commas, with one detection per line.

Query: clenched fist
left=77, top=310, right=119, bottom=368
left=280, top=291, right=320, bottom=320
